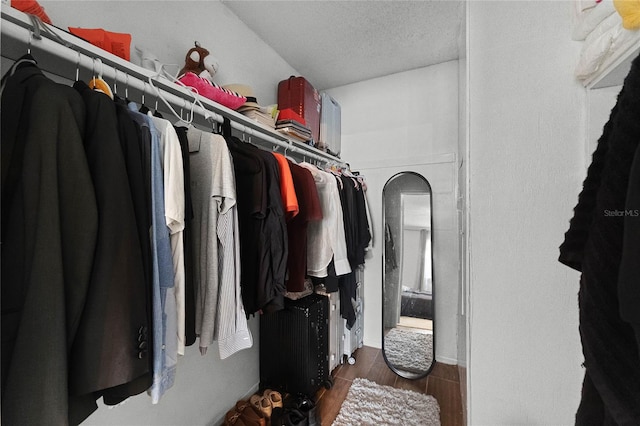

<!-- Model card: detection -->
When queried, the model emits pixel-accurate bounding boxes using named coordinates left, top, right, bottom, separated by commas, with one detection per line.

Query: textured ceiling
left=223, top=0, right=464, bottom=91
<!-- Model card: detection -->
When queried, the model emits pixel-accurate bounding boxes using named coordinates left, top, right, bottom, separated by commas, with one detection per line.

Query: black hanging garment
left=98, top=97, right=154, bottom=408
left=174, top=125, right=197, bottom=347
left=223, top=119, right=288, bottom=316
left=559, top=53, right=640, bottom=425
left=68, top=81, right=150, bottom=424
left=353, top=179, right=371, bottom=265
left=1, top=57, right=99, bottom=426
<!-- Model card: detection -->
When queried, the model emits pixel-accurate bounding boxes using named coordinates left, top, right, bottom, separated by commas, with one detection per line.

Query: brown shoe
left=237, top=400, right=267, bottom=426
left=263, top=389, right=283, bottom=410
left=224, top=406, right=247, bottom=425
left=250, top=394, right=273, bottom=419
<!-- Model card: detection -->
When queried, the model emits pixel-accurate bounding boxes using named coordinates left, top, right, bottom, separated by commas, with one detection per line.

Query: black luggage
left=259, top=294, right=331, bottom=397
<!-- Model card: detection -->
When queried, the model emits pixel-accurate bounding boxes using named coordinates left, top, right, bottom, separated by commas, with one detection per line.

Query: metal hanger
left=112, top=66, right=118, bottom=95
left=27, top=29, right=32, bottom=55
left=74, top=50, right=81, bottom=81
left=0, top=25, right=37, bottom=95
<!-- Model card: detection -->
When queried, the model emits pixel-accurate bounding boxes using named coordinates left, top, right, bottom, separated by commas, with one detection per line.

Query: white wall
left=326, top=61, right=460, bottom=364
left=457, top=5, right=469, bottom=422
left=467, top=1, right=586, bottom=424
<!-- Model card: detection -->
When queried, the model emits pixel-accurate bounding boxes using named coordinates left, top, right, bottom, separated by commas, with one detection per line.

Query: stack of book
left=240, top=107, right=277, bottom=129
left=275, top=108, right=314, bottom=145
left=222, top=84, right=278, bottom=129
left=276, top=119, right=313, bottom=144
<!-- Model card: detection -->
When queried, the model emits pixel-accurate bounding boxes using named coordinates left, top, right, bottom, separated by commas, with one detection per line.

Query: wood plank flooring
left=314, top=346, right=464, bottom=426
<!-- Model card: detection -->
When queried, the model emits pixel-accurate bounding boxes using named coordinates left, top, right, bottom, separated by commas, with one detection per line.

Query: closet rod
left=0, top=7, right=346, bottom=167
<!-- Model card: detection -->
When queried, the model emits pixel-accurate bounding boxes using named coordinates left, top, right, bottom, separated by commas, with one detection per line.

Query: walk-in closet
left=3, top=1, right=640, bottom=425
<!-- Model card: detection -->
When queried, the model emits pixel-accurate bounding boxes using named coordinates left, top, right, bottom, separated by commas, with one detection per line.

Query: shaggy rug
left=332, top=378, right=440, bottom=425
left=384, top=328, right=433, bottom=373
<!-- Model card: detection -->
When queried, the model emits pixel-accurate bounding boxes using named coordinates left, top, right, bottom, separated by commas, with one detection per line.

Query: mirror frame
left=381, top=171, right=435, bottom=380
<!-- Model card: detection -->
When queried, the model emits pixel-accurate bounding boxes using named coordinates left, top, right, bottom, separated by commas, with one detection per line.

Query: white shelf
left=582, top=35, right=640, bottom=89
left=0, top=4, right=345, bottom=166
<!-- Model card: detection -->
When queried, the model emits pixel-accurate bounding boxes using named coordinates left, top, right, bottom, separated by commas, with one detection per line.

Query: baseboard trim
left=209, top=382, right=260, bottom=426
left=435, top=355, right=458, bottom=365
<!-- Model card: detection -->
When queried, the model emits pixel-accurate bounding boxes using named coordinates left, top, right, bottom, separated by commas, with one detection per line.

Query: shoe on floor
left=250, top=393, right=273, bottom=419
left=263, top=389, right=283, bottom=409
left=271, top=407, right=309, bottom=426
left=236, top=400, right=266, bottom=426
left=224, top=406, right=247, bottom=426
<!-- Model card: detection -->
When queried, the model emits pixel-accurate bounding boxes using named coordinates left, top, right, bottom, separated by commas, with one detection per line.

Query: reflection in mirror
left=382, top=172, right=434, bottom=379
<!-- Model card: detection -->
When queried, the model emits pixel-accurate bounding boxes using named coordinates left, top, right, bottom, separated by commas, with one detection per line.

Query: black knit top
left=559, top=53, right=640, bottom=424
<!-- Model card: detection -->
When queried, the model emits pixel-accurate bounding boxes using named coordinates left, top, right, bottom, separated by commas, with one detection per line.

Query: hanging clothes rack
left=0, top=5, right=347, bottom=167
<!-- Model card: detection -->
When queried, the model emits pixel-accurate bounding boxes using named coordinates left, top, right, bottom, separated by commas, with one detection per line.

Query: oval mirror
left=382, top=171, right=435, bottom=379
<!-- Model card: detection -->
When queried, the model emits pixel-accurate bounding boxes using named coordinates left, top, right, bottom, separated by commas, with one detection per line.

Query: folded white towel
left=572, top=0, right=617, bottom=41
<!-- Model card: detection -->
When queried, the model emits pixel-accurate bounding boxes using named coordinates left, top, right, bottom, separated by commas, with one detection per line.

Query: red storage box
left=277, top=76, right=321, bottom=145
left=68, top=27, right=132, bottom=61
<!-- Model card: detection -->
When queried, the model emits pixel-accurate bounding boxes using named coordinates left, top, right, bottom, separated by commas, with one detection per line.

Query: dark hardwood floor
left=314, top=346, right=464, bottom=426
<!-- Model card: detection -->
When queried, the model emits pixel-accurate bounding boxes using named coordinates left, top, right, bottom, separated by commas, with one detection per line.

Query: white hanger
left=89, top=57, right=114, bottom=100
left=173, top=99, right=192, bottom=128
left=112, top=66, right=118, bottom=94
left=284, top=144, right=298, bottom=163
left=75, top=51, right=81, bottom=81
left=148, top=63, right=212, bottom=125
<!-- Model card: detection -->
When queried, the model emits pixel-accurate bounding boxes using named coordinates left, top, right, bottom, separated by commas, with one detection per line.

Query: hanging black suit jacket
left=67, top=81, right=150, bottom=424
left=1, top=58, right=98, bottom=426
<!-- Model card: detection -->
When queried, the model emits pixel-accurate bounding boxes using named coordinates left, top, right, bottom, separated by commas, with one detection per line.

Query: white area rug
left=332, top=378, right=441, bottom=426
left=384, top=328, right=433, bottom=373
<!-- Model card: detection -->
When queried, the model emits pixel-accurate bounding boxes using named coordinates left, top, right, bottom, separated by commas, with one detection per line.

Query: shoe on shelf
left=250, top=394, right=273, bottom=419
left=263, top=389, right=283, bottom=409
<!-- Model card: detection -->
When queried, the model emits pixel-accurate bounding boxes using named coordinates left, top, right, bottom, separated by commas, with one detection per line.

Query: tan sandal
left=263, top=388, right=283, bottom=409
left=249, top=393, right=272, bottom=419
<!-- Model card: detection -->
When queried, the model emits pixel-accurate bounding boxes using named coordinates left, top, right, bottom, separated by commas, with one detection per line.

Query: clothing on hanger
left=226, top=134, right=288, bottom=316
left=148, top=113, right=185, bottom=401
left=1, top=57, right=98, bottom=426
left=172, top=125, right=195, bottom=354
left=187, top=127, right=252, bottom=358
left=272, top=152, right=299, bottom=220
left=127, top=101, right=177, bottom=405
left=173, top=125, right=197, bottom=349
left=285, top=160, right=323, bottom=292
left=1, top=39, right=352, bottom=423
left=69, top=81, right=150, bottom=421
left=559, top=53, right=640, bottom=424
left=299, top=162, right=351, bottom=279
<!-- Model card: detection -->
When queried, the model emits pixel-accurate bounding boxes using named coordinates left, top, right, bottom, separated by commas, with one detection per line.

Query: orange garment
left=272, top=152, right=299, bottom=220
left=11, top=0, right=51, bottom=24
